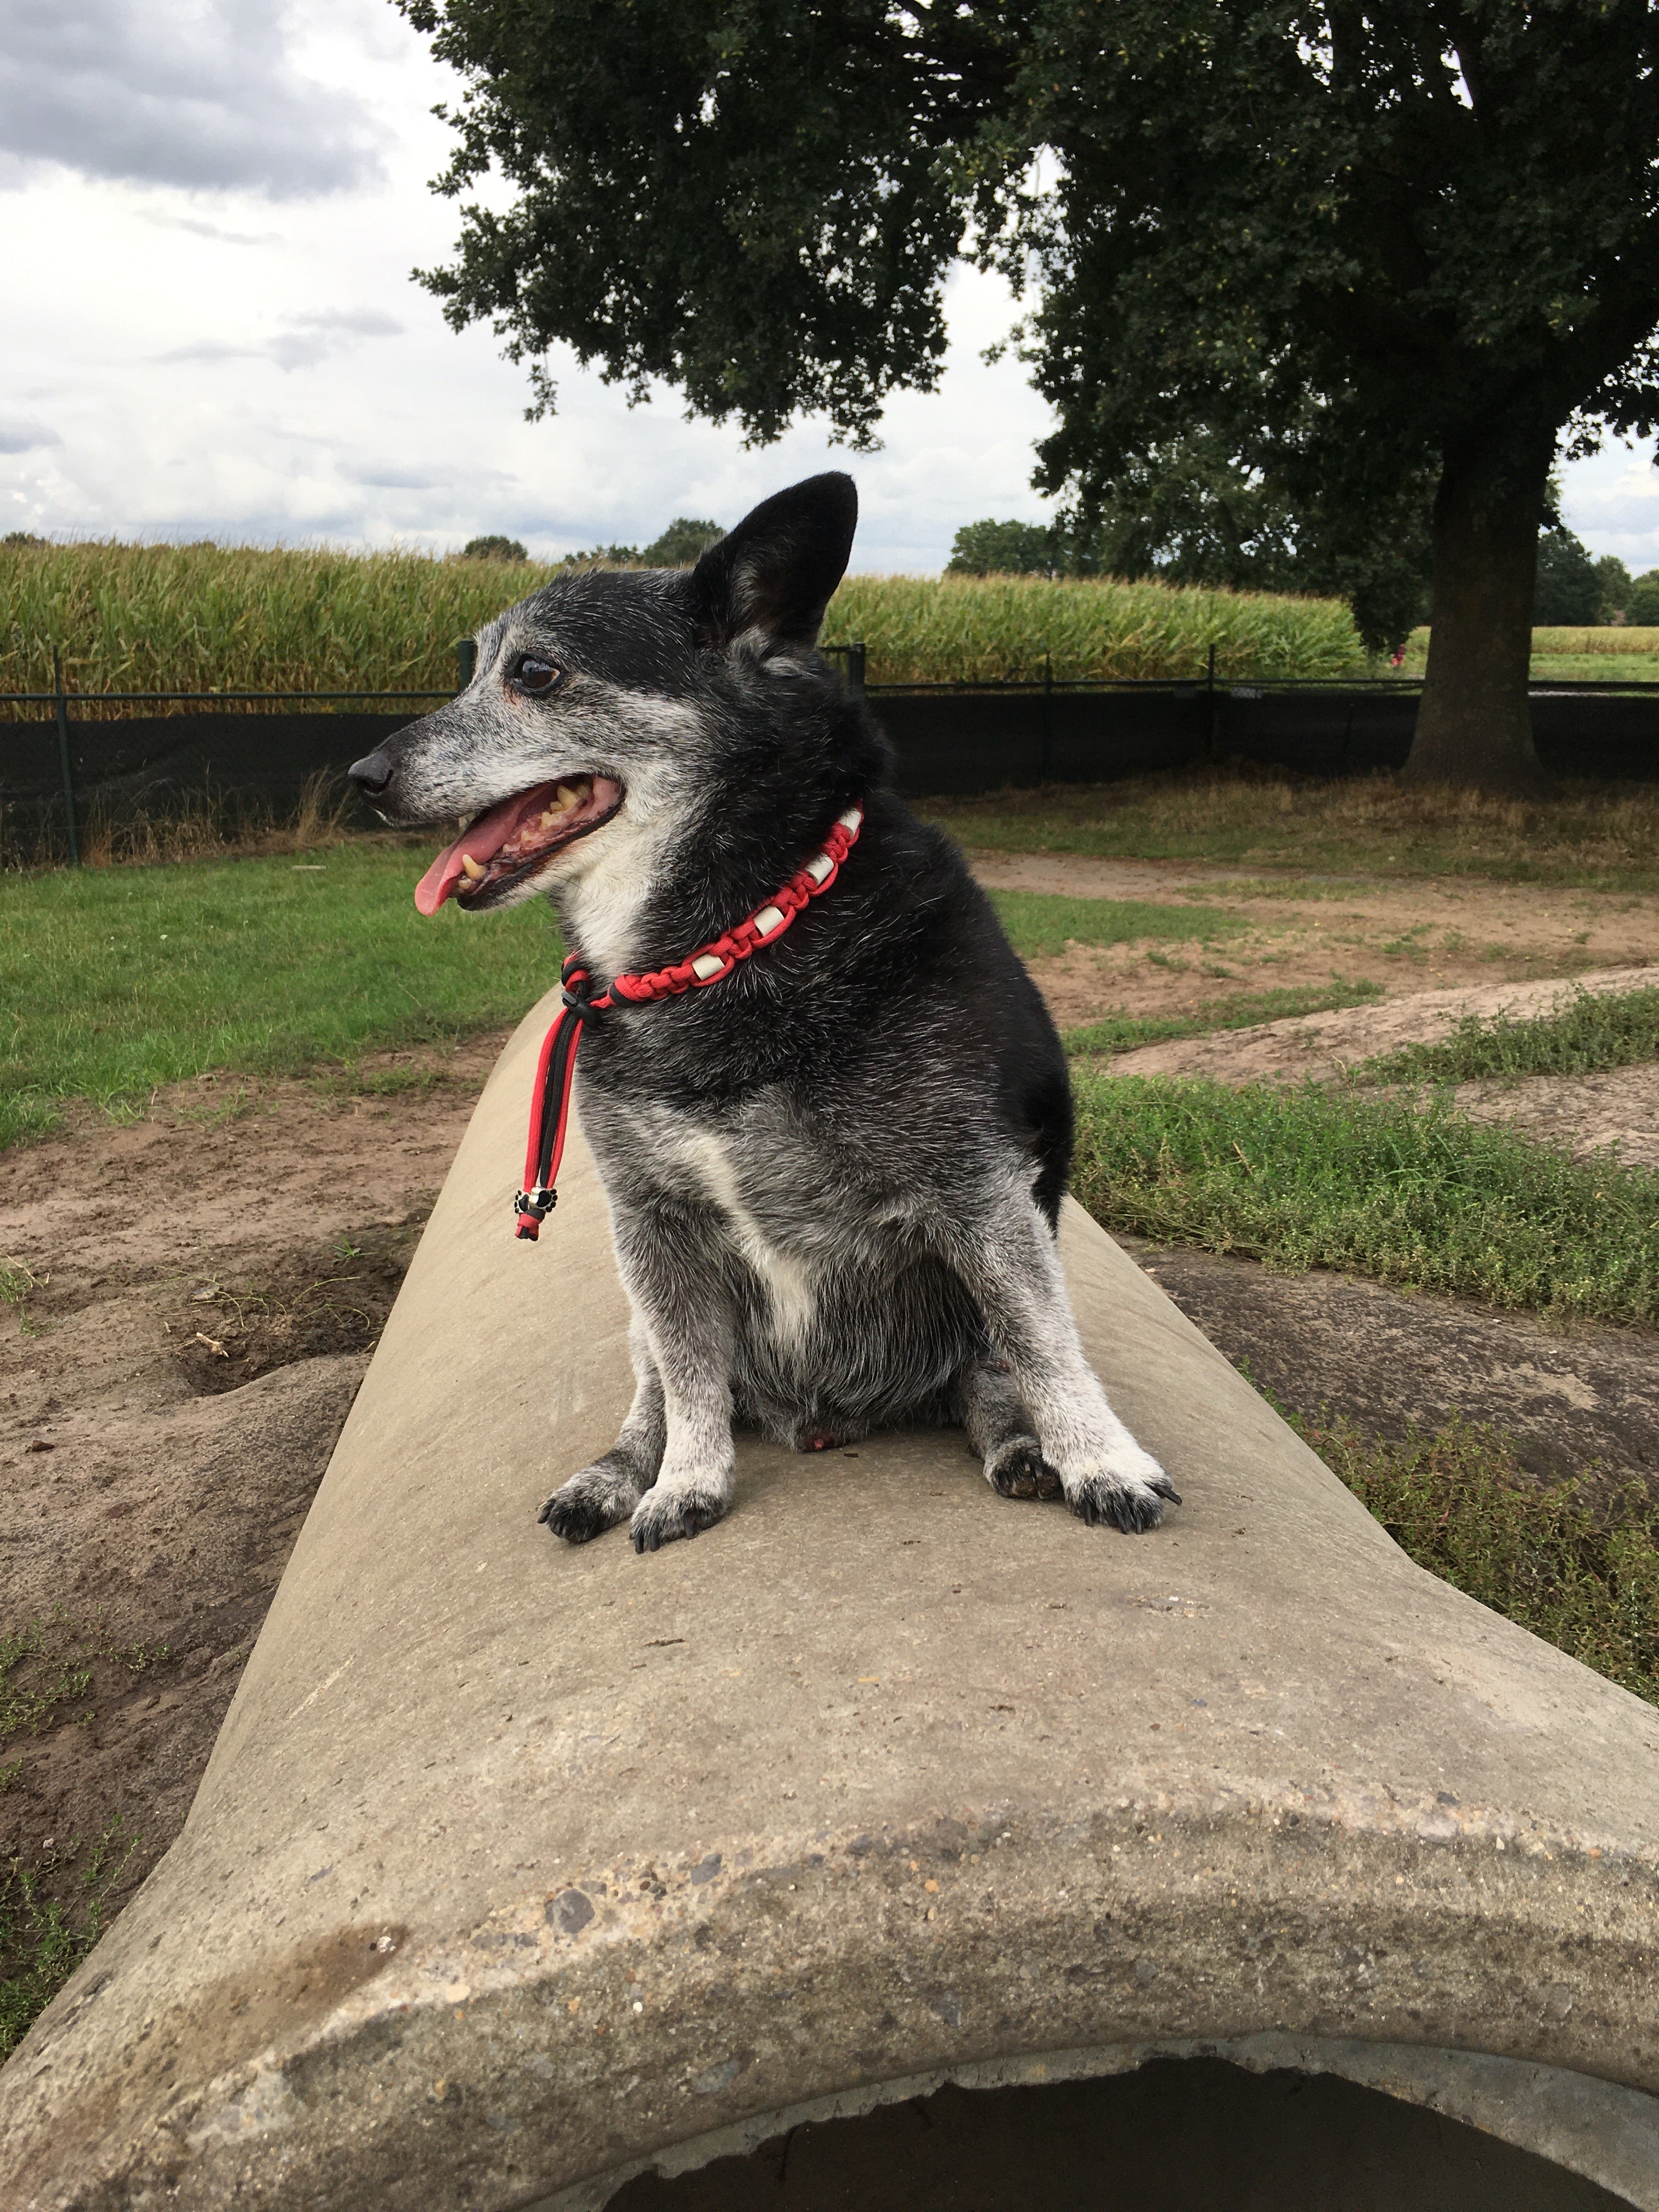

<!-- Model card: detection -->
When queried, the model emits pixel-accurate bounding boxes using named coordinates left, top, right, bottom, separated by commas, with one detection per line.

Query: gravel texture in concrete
left=3, top=993, right=1657, bottom=2210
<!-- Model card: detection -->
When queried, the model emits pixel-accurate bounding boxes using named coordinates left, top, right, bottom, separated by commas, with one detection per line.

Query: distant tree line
left=948, top=499, right=1659, bottom=636
left=458, top=518, right=724, bottom=568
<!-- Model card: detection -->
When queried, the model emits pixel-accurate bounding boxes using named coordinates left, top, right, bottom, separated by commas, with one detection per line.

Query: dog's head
left=349, top=472, right=867, bottom=919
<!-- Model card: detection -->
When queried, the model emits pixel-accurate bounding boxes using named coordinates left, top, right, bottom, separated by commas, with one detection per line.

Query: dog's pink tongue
left=414, top=789, right=544, bottom=916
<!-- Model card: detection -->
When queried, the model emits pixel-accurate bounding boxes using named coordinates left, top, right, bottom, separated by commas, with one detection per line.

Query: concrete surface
left=4, top=989, right=1659, bottom=2211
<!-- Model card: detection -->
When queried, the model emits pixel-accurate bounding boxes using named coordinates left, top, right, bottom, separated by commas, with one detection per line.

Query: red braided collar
left=514, top=803, right=864, bottom=1239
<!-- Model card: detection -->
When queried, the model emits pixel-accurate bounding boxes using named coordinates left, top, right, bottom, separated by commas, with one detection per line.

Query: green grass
left=0, top=1615, right=170, bottom=1752
left=0, top=1615, right=171, bottom=2059
left=0, top=1820, right=139, bottom=2062
left=1357, top=984, right=1659, bottom=1087
left=0, top=850, right=1271, bottom=1150
left=0, top=843, right=565, bottom=1148
left=1070, top=1070, right=1659, bottom=1328
left=1, top=539, right=1365, bottom=702
left=1402, top=625, right=1659, bottom=685
left=1289, top=1409, right=1659, bottom=1706
left=926, top=770, right=1659, bottom=892
left=1063, top=979, right=1384, bottom=1058
left=984, top=889, right=1246, bottom=959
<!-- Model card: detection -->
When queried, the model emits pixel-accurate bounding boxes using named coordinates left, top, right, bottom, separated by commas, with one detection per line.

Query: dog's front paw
left=539, top=1459, right=640, bottom=1545
left=1064, top=1443, right=1181, bottom=1534
left=630, top=1483, right=730, bottom=1555
left=985, top=1437, right=1064, bottom=1502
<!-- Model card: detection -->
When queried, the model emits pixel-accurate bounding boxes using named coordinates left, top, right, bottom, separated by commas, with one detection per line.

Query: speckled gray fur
left=353, top=475, right=1177, bottom=1549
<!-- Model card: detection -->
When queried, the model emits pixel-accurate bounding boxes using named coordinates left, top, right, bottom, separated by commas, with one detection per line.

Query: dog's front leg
left=539, top=1311, right=667, bottom=1544
left=946, top=1180, right=1180, bottom=1534
left=612, top=1211, right=738, bottom=1554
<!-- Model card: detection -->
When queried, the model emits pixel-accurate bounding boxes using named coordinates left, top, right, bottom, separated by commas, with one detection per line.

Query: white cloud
left=0, top=0, right=382, bottom=198
left=1558, top=437, right=1659, bottom=573
left=156, top=308, right=405, bottom=374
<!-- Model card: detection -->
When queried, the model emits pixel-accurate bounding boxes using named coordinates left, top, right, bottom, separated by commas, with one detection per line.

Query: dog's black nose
left=348, top=749, right=394, bottom=799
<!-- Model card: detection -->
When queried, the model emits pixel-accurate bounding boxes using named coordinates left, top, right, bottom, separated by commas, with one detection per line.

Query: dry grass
left=36, top=771, right=363, bottom=871
left=927, top=766, right=1659, bottom=890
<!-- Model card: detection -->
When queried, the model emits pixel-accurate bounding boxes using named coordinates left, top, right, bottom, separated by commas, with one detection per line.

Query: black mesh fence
left=3, top=673, right=1657, bottom=860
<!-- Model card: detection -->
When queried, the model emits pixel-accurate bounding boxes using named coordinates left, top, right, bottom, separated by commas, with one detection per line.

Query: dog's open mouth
left=414, top=775, right=623, bottom=915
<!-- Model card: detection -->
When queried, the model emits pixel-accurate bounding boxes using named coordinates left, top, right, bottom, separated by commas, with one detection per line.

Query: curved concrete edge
left=528, top=2038, right=1659, bottom=2211
left=5, top=985, right=1659, bottom=2210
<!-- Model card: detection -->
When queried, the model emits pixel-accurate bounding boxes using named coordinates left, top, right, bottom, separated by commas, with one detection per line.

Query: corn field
left=2, top=540, right=1369, bottom=708
left=821, top=571, right=1365, bottom=684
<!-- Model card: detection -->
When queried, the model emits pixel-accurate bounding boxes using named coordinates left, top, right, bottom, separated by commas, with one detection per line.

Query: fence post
left=53, top=648, right=79, bottom=866
left=1206, top=642, right=1222, bottom=758
left=1040, top=650, right=1053, bottom=781
left=847, top=641, right=866, bottom=698
left=455, top=637, right=477, bottom=691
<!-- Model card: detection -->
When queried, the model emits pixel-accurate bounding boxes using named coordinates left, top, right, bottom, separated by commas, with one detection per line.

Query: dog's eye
left=511, top=656, right=561, bottom=697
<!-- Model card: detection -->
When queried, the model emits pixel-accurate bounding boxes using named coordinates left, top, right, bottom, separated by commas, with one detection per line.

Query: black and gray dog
left=350, top=474, right=1177, bottom=1554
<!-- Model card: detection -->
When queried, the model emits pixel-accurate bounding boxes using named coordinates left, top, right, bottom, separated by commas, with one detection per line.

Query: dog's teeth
left=457, top=816, right=466, bottom=831
left=539, top=809, right=557, bottom=828
left=460, top=854, right=486, bottom=881
left=556, top=783, right=578, bottom=811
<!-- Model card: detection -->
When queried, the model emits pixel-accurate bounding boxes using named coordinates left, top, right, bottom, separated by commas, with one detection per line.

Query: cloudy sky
left=2, top=0, right=1656, bottom=575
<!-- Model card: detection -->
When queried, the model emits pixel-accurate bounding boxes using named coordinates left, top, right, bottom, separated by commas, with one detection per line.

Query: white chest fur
left=673, top=1124, right=819, bottom=1352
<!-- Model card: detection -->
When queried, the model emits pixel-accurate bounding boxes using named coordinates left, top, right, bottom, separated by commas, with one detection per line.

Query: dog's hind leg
left=539, top=1312, right=667, bottom=1544
left=953, top=1357, right=1062, bottom=1503
left=942, top=1178, right=1180, bottom=1535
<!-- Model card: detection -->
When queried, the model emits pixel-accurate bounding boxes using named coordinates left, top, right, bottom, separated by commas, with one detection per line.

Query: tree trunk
left=1402, top=438, right=1553, bottom=794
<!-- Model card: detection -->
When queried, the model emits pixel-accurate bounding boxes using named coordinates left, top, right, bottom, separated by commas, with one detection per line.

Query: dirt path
left=1125, top=1238, right=1659, bottom=1498
left=967, top=852, right=1659, bottom=1032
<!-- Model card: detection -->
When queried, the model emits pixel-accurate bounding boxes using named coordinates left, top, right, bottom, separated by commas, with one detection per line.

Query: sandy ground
left=0, top=1043, right=504, bottom=1936
left=3, top=859, right=1656, bottom=2033
left=970, top=852, right=1659, bottom=1032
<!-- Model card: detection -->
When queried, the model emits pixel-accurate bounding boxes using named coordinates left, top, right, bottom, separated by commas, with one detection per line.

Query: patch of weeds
left=0, top=1817, right=142, bottom=2062
left=1070, top=1070, right=1659, bottom=1327
left=0, top=1612, right=171, bottom=1753
left=0, top=1255, right=50, bottom=1334
left=1357, top=983, right=1659, bottom=1088
left=1064, top=979, right=1384, bottom=1059
left=1380, top=926, right=1431, bottom=959
left=1284, top=1408, right=1659, bottom=1705
left=986, top=889, right=1248, bottom=961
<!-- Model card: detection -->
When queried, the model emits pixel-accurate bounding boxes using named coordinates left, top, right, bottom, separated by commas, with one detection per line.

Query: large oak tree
left=399, top=0, right=1659, bottom=791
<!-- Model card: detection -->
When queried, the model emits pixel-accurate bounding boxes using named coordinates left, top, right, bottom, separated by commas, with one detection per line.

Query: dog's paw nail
left=1070, top=1471, right=1176, bottom=1535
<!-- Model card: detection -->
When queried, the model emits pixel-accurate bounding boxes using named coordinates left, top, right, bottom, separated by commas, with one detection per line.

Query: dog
left=349, top=473, right=1178, bottom=1553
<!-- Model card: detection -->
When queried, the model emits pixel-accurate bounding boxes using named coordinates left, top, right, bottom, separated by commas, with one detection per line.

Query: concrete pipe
left=3, top=991, right=1657, bottom=2211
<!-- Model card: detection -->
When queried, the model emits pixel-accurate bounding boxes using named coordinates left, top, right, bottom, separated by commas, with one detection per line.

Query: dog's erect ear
left=689, top=473, right=857, bottom=653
